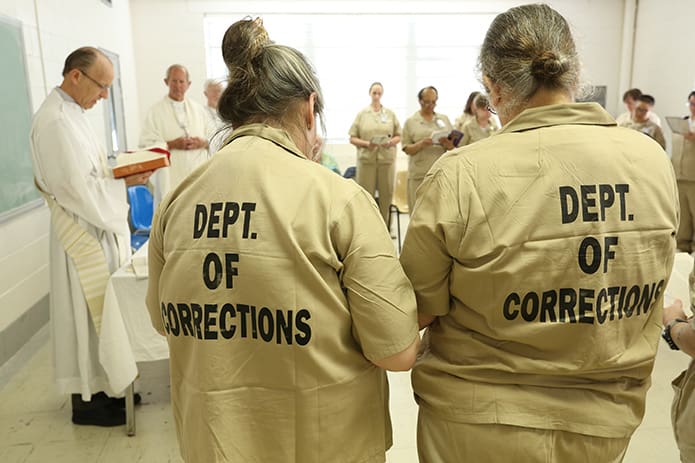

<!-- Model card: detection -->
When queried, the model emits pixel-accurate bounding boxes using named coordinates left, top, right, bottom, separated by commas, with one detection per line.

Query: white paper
left=370, top=135, right=391, bottom=145
left=665, top=252, right=693, bottom=316
left=666, top=116, right=691, bottom=135
left=431, top=129, right=450, bottom=145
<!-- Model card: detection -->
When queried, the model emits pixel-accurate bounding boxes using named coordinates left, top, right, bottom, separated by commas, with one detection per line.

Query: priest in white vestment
left=140, top=65, right=213, bottom=204
left=29, top=47, right=152, bottom=427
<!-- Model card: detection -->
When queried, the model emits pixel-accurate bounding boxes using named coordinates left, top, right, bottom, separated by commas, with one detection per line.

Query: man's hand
left=124, top=170, right=154, bottom=187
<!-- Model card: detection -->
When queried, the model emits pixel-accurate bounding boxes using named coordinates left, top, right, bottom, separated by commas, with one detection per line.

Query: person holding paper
left=458, top=93, right=499, bottom=146
left=672, top=90, right=695, bottom=252
left=348, top=82, right=402, bottom=225
left=400, top=4, right=678, bottom=461
left=663, top=294, right=695, bottom=463
left=619, top=94, right=666, bottom=149
left=140, top=64, right=214, bottom=204
left=401, top=86, right=455, bottom=211
left=29, top=47, right=151, bottom=427
left=146, top=18, right=419, bottom=463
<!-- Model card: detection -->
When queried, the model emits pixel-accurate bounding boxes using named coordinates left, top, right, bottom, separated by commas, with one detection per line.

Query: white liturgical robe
left=29, top=88, right=131, bottom=400
left=140, top=96, right=212, bottom=203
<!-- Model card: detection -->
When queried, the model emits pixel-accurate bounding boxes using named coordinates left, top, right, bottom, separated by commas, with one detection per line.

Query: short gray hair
left=165, top=64, right=190, bottom=81
left=62, top=47, right=107, bottom=76
left=479, top=4, right=581, bottom=115
left=218, top=18, right=325, bottom=133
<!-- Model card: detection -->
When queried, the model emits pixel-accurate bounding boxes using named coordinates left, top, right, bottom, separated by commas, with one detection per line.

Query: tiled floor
left=0, top=324, right=690, bottom=462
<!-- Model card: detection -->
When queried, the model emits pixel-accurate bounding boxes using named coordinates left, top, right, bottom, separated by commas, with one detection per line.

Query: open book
left=666, top=116, right=691, bottom=135
left=113, top=146, right=171, bottom=179
left=431, top=129, right=464, bottom=147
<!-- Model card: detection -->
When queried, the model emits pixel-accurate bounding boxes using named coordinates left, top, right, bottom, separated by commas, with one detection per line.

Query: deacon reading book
left=431, top=129, right=464, bottom=147
left=113, top=146, right=170, bottom=179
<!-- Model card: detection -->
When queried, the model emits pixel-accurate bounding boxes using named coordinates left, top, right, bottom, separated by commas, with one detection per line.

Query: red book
left=112, top=146, right=170, bottom=179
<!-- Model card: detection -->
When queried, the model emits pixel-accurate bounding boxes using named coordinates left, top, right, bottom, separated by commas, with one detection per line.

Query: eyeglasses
left=79, top=69, right=110, bottom=91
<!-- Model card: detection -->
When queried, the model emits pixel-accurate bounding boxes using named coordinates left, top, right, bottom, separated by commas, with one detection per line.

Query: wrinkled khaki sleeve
left=331, top=190, right=419, bottom=362
left=146, top=205, right=166, bottom=335
left=400, top=166, right=464, bottom=317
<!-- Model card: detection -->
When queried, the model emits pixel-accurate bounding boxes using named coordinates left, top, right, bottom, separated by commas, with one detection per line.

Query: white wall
left=0, top=0, right=140, bottom=334
left=632, top=0, right=695, bottom=150
left=130, top=0, right=627, bottom=121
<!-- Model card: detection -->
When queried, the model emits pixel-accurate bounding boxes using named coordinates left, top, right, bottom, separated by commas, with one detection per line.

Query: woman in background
left=454, top=90, right=480, bottom=131
left=147, top=17, right=419, bottom=463
left=458, top=93, right=499, bottom=146
left=401, top=86, right=455, bottom=211
left=349, top=82, right=401, bottom=226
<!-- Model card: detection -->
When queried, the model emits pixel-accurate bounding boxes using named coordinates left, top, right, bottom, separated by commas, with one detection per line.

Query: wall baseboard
left=0, top=294, right=49, bottom=369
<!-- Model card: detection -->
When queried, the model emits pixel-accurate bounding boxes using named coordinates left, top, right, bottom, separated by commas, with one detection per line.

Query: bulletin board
left=0, top=15, right=41, bottom=221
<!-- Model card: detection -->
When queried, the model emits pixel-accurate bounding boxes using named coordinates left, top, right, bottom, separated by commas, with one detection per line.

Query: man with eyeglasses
left=672, top=90, right=695, bottom=253
left=140, top=64, right=214, bottom=204
left=29, top=47, right=152, bottom=427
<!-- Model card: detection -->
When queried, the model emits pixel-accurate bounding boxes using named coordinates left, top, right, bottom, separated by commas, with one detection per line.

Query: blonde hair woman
left=146, top=17, right=419, bottom=463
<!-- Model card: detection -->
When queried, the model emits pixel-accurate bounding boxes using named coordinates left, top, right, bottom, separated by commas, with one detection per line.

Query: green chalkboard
left=0, top=16, right=41, bottom=220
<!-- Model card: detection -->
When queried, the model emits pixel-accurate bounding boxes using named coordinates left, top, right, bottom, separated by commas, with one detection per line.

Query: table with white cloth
left=99, top=243, right=168, bottom=435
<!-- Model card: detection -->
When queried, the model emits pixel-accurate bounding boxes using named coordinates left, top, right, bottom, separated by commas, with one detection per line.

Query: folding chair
left=389, top=170, right=410, bottom=253
left=126, top=185, right=154, bottom=251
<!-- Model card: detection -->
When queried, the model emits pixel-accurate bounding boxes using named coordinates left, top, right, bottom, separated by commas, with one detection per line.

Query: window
left=204, top=13, right=496, bottom=141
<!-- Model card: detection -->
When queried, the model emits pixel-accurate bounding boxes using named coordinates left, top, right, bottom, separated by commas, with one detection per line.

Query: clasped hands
left=168, top=136, right=208, bottom=151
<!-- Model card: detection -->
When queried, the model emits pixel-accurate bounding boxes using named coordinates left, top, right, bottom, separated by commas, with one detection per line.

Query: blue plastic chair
left=126, top=185, right=154, bottom=251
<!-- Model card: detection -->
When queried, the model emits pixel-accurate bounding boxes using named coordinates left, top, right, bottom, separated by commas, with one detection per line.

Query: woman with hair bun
left=146, top=17, right=419, bottom=463
left=401, top=4, right=678, bottom=462
left=457, top=93, right=499, bottom=146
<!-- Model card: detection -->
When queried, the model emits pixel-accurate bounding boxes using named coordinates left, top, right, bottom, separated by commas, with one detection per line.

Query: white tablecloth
left=99, top=244, right=169, bottom=394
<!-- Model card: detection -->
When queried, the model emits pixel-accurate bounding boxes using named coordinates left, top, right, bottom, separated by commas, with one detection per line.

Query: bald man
left=30, top=47, right=151, bottom=426
left=140, top=64, right=214, bottom=203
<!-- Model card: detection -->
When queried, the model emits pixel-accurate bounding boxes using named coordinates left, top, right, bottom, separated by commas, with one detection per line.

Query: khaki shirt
left=401, top=111, right=452, bottom=179
left=349, top=106, right=401, bottom=164
left=459, top=118, right=499, bottom=147
left=619, top=118, right=666, bottom=149
left=147, top=124, right=419, bottom=462
left=671, top=117, right=695, bottom=182
left=401, top=103, right=679, bottom=438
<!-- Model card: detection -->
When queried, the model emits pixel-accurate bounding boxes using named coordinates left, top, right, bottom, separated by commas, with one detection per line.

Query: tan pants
left=672, top=359, right=695, bottom=463
left=417, top=407, right=630, bottom=463
left=356, top=161, right=395, bottom=225
left=407, top=176, right=425, bottom=214
left=677, top=181, right=695, bottom=252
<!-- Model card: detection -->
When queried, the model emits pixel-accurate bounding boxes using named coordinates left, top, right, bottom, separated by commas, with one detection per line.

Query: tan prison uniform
left=672, top=117, right=695, bottom=252
left=146, top=124, right=419, bottom=463
left=401, top=103, right=679, bottom=460
left=619, top=118, right=666, bottom=149
left=458, top=117, right=499, bottom=147
left=401, top=111, right=452, bottom=211
left=672, top=350, right=695, bottom=462
left=349, top=106, right=401, bottom=223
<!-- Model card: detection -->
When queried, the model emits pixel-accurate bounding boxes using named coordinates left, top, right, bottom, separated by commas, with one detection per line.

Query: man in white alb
left=140, top=64, right=213, bottom=203
left=29, top=47, right=151, bottom=427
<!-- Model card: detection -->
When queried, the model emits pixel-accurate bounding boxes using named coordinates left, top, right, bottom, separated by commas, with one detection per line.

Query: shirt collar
left=498, top=102, right=616, bottom=134
left=224, top=123, right=308, bottom=160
